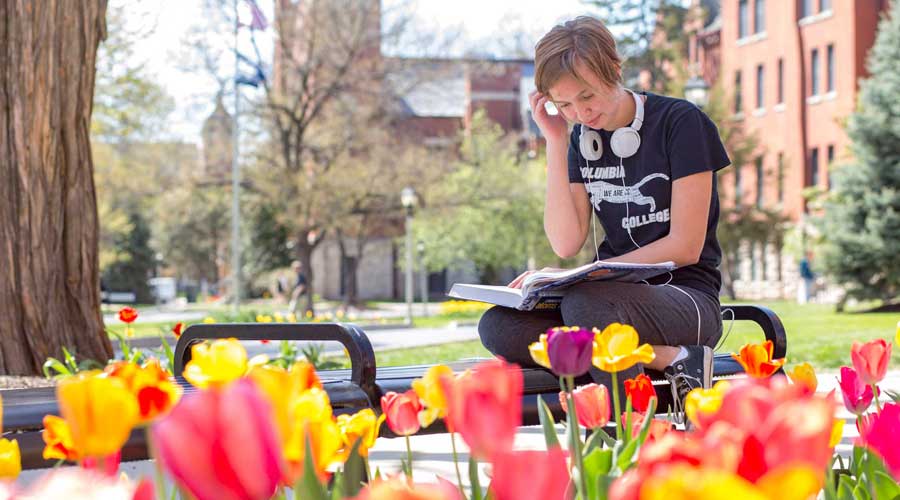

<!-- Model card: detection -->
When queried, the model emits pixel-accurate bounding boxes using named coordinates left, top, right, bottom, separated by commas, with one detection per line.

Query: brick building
left=687, top=0, right=890, bottom=300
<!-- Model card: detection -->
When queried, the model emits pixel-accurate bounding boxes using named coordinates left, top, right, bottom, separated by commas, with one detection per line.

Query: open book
left=448, top=260, right=676, bottom=311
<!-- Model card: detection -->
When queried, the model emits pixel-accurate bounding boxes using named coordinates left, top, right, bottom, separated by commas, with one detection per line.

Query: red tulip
left=558, top=383, right=610, bottom=429
left=151, top=378, right=284, bottom=500
left=489, top=448, right=571, bottom=500
left=850, top=339, right=891, bottom=386
left=624, top=373, right=656, bottom=413
left=381, top=391, right=422, bottom=436
left=445, top=359, right=522, bottom=460
left=838, top=366, right=876, bottom=415
left=118, top=306, right=138, bottom=324
left=857, top=403, right=900, bottom=479
left=172, top=322, right=184, bottom=338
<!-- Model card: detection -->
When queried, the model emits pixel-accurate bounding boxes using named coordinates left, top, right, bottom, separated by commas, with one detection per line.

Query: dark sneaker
left=663, top=345, right=713, bottom=424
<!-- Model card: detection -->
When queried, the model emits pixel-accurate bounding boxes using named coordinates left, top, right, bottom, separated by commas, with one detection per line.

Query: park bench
left=2, top=304, right=785, bottom=469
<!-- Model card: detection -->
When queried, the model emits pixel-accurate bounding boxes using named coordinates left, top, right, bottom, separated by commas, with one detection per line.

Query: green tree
left=820, top=4, right=900, bottom=306
left=101, top=211, right=156, bottom=303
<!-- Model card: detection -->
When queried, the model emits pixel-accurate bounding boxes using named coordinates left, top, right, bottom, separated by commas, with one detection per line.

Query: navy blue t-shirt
left=567, top=92, right=730, bottom=299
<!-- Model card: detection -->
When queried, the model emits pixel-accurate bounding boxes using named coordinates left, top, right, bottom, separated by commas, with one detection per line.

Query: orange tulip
left=850, top=338, right=891, bottom=385
left=730, top=341, right=785, bottom=378
left=787, top=362, right=817, bottom=394
left=105, top=359, right=181, bottom=423
left=558, top=383, right=610, bottom=429
left=118, top=306, right=138, bottom=323
left=56, top=372, right=139, bottom=458
left=42, top=415, right=81, bottom=461
left=381, top=390, right=422, bottom=436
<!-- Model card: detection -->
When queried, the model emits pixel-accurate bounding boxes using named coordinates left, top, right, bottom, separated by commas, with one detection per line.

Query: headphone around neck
left=579, top=89, right=644, bottom=161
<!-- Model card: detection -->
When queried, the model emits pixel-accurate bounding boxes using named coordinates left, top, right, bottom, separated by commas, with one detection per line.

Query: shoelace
left=665, top=372, right=703, bottom=425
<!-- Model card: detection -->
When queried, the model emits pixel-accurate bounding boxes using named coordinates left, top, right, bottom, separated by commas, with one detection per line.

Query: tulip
left=850, top=339, right=891, bottom=386
left=105, top=359, right=182, bottom=424
left=152, top=378, right=284, bottom=500
left=337, top=409, right=384, bottom=458
left=635, top=463, right=822, bottom=500
left=857, top=402, right=900, bottom=479
left=730, top=340, right=786, bottom=378
left=57, top=372, right=139, bottom=458
left=627, top=412, right=671, bottom=442
left=838, top=366, right=876, bottom=415
left=412, top=365, right=453, bottom=427
left=592, top=323, right=655, bottom=373
left=18, top=468, right=150, bottom=499
left=544, top=326, right=594, bottom=377
left=684, top=380, right=731, bottom=429
left=352, top=475, right=464, bottom=500
left=830, top=419, right=845, bottom=448
left=558, top=383, right=610, bottom=429
left=445, top=359, right=522, bottom=460
left=896, top=320, right=900, bottom=346
left=381, top=390, right=422, bottom=436
left=0, top=439, right=20, bottom=480
left=624, top=373, right=656, bottom=413
left=118, top=306, right=138, bottom=323
left=182, top=338, right=248, bottom=388
left=787, top=362, right=817, bottom=394
left=172, top=322, right=184, bottom=337
left=528, top=333, right=552, bottom=370
left=42, top=415, right=80, bottom=461
left=82, top=450, right=121, bottom=478
left=280, top=388, right=343, bottom=482
left=489, top=448, right=571, bottom=500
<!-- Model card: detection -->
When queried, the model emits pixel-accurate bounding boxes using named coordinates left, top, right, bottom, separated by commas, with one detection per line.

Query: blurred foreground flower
left=489, top=448, right=571, bottom=500
left=0, top=439, right=20, bottom=480
left=857, top=402, right=900, bottom=479
left=41, top=415, right=80, bottom=461
left=352, top=475, right=463, bottom=500
left=105, top=359, right=181, bottom=423
left=57, top=372, right=139, bottom=458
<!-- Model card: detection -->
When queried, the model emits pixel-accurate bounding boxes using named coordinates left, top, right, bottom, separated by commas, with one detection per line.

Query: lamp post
left=417, top=241, right=429, bottom=317
left=400, top=187, right=416, bottom=326
left=684, top=75, right=710, bottom=109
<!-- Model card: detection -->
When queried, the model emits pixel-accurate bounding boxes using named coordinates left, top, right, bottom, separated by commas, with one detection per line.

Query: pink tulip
left=838, top=366, right=877, bottom=415
left=858, top=403, right=900, bottom=479
left=151, top=378, right=284, bottom=500
left=380, top=390, right=422, bottom=436
left=558, top=383, right=611, bottom=429
left=489, top=448, right=571, bottom=500
left=445, top=359, right=522, bottom=460
left=851, top=339, right=891, bottom=385
left=81, top=450, right=121, bottom=478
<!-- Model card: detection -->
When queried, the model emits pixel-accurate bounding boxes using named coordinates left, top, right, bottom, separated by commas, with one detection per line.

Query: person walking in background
left=798, top=252, right=816, bottom=304
left=287, top=260, right=308, bottom=315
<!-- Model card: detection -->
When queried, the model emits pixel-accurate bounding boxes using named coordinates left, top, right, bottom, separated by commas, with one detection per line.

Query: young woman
left=477, top=16, right=730, bottom=411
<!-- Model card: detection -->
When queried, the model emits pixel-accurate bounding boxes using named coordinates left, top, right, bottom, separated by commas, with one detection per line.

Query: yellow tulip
left=787, top=362, right=818, bottom=393
left=182, top=338, right=248, bottom=389
left=274, top=313, right=284, bottom=322
left=284, top=388, right=342, bottom=478
left=528, top=334, right=552, bottom=370
left=895, top=320, right=899, bottom=346
left=337, top=409, right=384, bottom=458
left=640, top=464, right=821, bottom=500
left=56, top=372, right=139, bottom=458
left=592, top=323, right=655, bottom=373
left=829, top=418, right=845, bottom=448
left=202, top=316, right=216, bottom=324
left=292, top=387, right=333, bottom=422
left=412, top=365, right=453, bottom=427
left=1, top=393, right=3, bottom=432
left=287, top=313, right=298, bottom=322
left=684, top=380, right=731, bottom=428
left=0, top=438, right=21, bottom=479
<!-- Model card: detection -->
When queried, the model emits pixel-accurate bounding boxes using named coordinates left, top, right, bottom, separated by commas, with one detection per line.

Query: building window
left=827, top=144, right=835, bottom=190
left=821, top=0, right=832, bottom=12
left=754, top=0, right=765, bottom=33
left=734, top=71, right=743, bottom=114
left=735, top=165, right=743, bottom=205
left=756, top=64, right=765, bottom=109
left=810, top=48, right=820, bottom=96
left=777, top=152, right=785, bottom=203
left=739, top=0, right=749, bottom=38
left=801, top=0, right=813, bottom=17
left=755, top=156, right=765, bottom=208
left=826, top=44, right=835, bottom=92
left=777, top=58, right=784, bottom=104
left=809, top=147, right=820, bottom=187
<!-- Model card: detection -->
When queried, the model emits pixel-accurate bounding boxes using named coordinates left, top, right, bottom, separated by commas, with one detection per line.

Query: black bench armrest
left=720, top=304, right=787, bottom=359
left=173, top=323, right=379, bottom=405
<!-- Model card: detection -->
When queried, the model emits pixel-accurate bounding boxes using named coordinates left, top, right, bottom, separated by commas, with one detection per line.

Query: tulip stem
left=565, top=375, right=588, bottom=499
left=871, top=383, right=883, bottom=412
left=450, top=432, right=465, bottom=494
left=611, top=371, right=623, bottom=441
left=405, top=435, right=413, bottom=480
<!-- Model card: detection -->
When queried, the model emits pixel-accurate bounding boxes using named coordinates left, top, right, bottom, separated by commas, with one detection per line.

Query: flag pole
left=231, top=0, right=242, bottom=313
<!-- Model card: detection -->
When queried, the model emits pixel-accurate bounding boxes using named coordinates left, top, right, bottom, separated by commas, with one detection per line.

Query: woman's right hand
left=529, top=90, right=569, bottom=145
left=508, top=267, right=565, bottom=289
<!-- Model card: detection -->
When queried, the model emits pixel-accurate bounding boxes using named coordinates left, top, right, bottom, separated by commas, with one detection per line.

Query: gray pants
left=477, top=281, right=722, bottom=398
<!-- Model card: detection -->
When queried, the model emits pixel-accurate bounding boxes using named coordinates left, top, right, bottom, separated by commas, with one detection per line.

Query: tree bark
left=0, top=0, right=113, bottom=374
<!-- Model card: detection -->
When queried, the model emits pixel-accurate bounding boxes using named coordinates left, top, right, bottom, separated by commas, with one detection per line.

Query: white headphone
left=579, top=89, right=644, bottom=161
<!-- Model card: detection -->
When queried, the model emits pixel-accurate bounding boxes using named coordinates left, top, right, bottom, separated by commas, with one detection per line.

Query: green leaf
left=635, top=398, right=658, bottom=447
left=838, top=475, right=857, bottom=500
left=852, top=482, right=872, bottom=500
left=468, top=455, right=483, bottom=500
left=615, top=438, right=639, bottom=472
left=584, top=427, right=616, bottom=454
left=295, top=436, right=329, bottom=500
left=583, top=447, right=613, bottom=477
left=42, top=358, right=72, bottom=378
left=873, top=471, right=900, bottom=500
left=537, top=396, right=561, bottom=449
left=160, top=334, right=175, bottom=371
left=341, top=440, right=367, bottom=498
left=62, top=347, right=79, bottom=372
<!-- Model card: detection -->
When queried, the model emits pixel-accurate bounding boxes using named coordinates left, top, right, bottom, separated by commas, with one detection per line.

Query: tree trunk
left=0, top=0, right=113, bottom=374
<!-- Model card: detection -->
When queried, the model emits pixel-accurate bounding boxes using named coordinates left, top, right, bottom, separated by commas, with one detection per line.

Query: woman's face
left=548, top=62, right=626, bottom=131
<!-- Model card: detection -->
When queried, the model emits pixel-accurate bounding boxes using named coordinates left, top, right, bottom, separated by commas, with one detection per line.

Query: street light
left=417, top=240, right=429, bottom=317
left=684, top=75, right=710, bottom=109
left=400, top=186, right=416, bottom=326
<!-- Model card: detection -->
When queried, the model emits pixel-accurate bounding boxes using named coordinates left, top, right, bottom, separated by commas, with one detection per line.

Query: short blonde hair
left=534, top=16, right=622, bottom=95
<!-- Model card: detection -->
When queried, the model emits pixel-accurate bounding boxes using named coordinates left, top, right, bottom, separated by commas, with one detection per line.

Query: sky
left=117, top=0, right=595, bottom=142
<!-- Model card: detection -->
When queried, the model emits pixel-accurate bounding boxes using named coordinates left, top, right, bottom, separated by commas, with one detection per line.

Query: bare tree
left=0, top=1, right=113, bottom=374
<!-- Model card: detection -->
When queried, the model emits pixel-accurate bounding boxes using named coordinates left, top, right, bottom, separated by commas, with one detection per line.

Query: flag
left=245, top=0, right=268, bottom=30
left=235, top=52, right=267, bottom=87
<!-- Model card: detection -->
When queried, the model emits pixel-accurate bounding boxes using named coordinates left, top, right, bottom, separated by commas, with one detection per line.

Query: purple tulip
left=546, top=326, right=594, bottom=377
